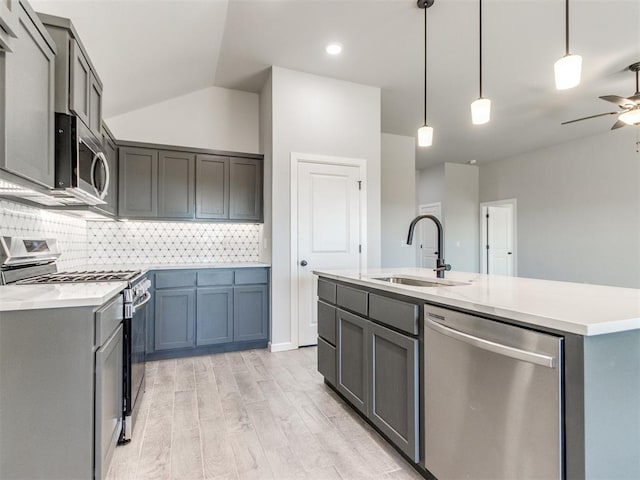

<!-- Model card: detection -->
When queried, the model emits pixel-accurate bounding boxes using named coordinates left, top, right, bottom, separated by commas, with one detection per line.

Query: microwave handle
left=91, top=152, right=110, bottom=200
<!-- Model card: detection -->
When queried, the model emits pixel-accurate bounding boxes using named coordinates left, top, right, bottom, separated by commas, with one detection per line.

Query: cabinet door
left=69, top=41, right=90, bottom=126
left=368, top=321, right=419, bottom=462
left=0, top=1, right=55, bottom=187
left=336, top=309, right=368, bottom=415
left=197, top=287, right=233, bottom=346
left=119, top=147, right=158, bottom=218
left=158, top=150, right=195, bottom=218
left=196, top=154, right=229, bottom=219
left=233, top=285, right=268, bottom=342
left=0, top=0, right=19, bottom=52
left=154, top=289, right=195, bottom=351
left=95, top=324, right=123, bottom=480
left=100, top=132, right=118, bottom=215
left=89, top=74, right=103, bottom=137
left=229, top=158, right=262, bottom=221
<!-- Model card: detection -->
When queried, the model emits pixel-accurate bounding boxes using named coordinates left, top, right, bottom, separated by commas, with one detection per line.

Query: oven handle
left=90, top=151, right=110, bottom=200
left=133, top=291, right=152, bottom=313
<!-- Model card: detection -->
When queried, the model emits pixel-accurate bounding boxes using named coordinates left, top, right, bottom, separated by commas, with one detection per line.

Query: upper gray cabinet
left=229, top=158, right=262, bottom=221
left=0, top=0, right=19, bottom=52
left=0, top=0, right=56, bottom=188
left=196, top=154, right=229, bottom=219
left=38, top=13, right=104, bottom=138
left=118, top=147, right=158, bottom=218
left=118, top=141, right=263, bottom=222
left=158, top=150, right=195, bottom=218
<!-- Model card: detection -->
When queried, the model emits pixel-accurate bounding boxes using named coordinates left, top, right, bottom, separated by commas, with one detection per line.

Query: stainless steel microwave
left=52, top=113, right=109, bottom=205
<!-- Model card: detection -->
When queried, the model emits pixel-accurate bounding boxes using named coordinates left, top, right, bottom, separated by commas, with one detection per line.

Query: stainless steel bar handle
left=132, top=291, right=152, bottom=313
left=425, top=318, right=557, bottom=368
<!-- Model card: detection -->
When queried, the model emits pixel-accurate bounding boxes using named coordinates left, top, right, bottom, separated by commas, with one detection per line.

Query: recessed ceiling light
left=325, top=43, right=342, bottom=55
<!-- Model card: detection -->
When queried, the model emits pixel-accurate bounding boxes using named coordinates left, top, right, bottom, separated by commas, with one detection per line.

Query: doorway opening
left=480, top=199, right=517, bottom=276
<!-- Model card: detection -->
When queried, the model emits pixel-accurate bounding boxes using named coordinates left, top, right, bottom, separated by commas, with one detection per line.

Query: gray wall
left=444, top=163, right=479, bottom=273
left=269, top=67, right=382, bottom=349
left=480, top=128, right=640, bottom=288
left=381, top=133, right=416, bottom=267
left=416, top=163, right=444, bottom=206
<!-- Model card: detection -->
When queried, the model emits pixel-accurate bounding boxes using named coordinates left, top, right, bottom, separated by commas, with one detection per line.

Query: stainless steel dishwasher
left=424, top=305, right=563, bottom=480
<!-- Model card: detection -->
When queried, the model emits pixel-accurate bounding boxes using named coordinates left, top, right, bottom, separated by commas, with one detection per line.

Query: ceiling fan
left=562, top=62, right=640, bottom=130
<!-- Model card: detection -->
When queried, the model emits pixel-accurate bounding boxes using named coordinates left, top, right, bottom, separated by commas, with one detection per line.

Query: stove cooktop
left=15, top=270, right=141, bottom=285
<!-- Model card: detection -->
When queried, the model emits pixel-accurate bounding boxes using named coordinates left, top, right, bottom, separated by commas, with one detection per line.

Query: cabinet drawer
left=154, top=271, right=196, bottom=289
left=369, top=294, right=419, bottom=336
left=197, top=270, right=234, bottom=286
left=318, top=301, right=336, bottom=345
left=234, top=268, right=268, bottom=285
left=95, top=295, right=124, bottom=346
left=336, top=285, right=368, bottom=316
left=317, top=279, right=336, bottom=304
left=318, top=336, right=336, bottom=386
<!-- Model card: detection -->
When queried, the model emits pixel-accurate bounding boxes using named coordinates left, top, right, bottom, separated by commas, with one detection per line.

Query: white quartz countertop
left=0, top=282, right=127, bottom=312
left=313, top=268, right=640, bottom=336
left=0, top=263, right=270, bottom=312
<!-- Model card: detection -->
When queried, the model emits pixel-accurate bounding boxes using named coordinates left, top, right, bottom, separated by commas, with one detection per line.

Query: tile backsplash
left=87, top=221, right=261, bottom=265
left=0, top=199, right=88, bottom=270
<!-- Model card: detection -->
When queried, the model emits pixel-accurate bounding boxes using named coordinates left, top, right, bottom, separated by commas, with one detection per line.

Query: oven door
left=77, top=139, right=110, bottom=201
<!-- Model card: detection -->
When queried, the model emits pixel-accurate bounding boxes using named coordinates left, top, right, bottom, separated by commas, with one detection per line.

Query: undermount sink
left=372, top=276, right=469, bottom=287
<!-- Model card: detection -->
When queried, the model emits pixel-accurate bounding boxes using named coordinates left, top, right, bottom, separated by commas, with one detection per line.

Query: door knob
left=300, top=260, right=308, bottom=266
left=507, top=252, right=513, bottom=255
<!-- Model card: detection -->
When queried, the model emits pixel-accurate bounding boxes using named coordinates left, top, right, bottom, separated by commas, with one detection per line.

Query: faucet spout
left=406, top=214, right=451, bottom=278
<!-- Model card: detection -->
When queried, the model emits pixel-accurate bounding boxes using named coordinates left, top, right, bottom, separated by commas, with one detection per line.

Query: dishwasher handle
left=425, top=318, right=557, bottom=368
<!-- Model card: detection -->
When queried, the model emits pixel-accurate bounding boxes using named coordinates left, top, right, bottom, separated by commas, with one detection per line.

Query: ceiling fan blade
left=599, top=95, right=636, bottom=107
left=611, top=119, right=627, bottom=130
left=561, top=111, right=618, bottom=125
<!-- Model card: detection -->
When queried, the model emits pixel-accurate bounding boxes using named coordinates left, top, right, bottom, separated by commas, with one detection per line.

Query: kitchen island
left=314, top=268, right=640, bottom=480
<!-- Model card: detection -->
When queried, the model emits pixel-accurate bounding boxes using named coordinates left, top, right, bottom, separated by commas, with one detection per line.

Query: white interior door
left=418, top=203, right=441, bottom=268
left=485, top=204, right=515, bottom=276
left=297, top=161, right=363, bottom=346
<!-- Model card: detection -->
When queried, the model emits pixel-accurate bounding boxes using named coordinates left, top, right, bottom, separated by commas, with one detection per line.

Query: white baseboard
left=268, top=341, right=297, bottom=353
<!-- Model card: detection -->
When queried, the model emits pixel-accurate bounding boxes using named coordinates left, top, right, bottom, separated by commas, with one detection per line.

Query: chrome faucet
left=406, top=214, right=451, bottom=278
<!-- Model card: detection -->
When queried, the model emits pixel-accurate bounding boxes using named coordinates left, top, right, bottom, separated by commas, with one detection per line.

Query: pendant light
left=554, top=0, right=582, bottom=90
left=471, top=0, right=491, bottom=125
left=417, top=0, right=434, bottom=147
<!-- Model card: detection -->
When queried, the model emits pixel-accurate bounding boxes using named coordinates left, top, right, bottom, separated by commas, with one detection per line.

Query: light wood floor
left=106, top=347, right=421, bottom=480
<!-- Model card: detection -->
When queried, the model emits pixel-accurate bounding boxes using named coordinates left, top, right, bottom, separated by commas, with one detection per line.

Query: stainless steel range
left=0, top=236, right=150, bottom=444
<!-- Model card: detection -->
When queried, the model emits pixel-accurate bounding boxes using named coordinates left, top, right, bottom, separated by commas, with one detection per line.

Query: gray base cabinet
left=336, top=308, right=369, bottom=415
left=148, top=268, right=269, bottom=357
left=197, top=287, right=233, bottom=345
left=369, top=321, right=419, bottom=461
left=233, top=284, right=269, bottom=342
left=0, top=0, right=56, bottom=188
left=154, top=288, right=196, bottom=350
left=318, top=279, right=420, bottom=463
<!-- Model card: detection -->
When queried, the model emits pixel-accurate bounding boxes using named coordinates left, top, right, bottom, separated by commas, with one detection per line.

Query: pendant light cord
left=424, top=5, right=428, bottom=126
left=479, top=0, right=483, bottom=98
left=565, top=0, right=569, bottom=55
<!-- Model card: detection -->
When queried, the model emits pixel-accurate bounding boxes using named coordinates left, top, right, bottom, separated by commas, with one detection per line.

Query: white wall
left=105, top=86, right=260, bottom=153
left=381, top=133, right=416, bottom=267
left=259, top=72, right=273, bottom=266
left=270, top=67, right=381, bottom=349
left=480, top=128, right=640, bottom=288
left=416, top=164, right=445, bottom=206
left=444, top=163, right=479, bottom=273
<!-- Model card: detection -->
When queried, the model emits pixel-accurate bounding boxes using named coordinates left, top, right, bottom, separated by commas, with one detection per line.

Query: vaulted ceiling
left=31, top=0, right=640, bottom=168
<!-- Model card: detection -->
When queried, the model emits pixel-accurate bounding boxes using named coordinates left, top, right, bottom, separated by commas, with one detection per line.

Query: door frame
left=290, top=152, right=368, bottom=349
left=479, top=198, right=517, bottom=276
left=416, top=202, right=442, bottom=267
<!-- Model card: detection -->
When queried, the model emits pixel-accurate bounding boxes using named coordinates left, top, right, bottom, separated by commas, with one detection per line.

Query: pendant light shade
left=554, top=54, right=582, bottom=90
left=555, top=0, right=581, bottom=90
left=418, top=125, right=434, bottom=147
left=471, top=97, right=491, bottom=125
left=417, top=0, right=434, bottom=147
left=471, top=0, right=490, bottom=125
